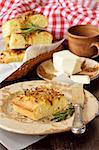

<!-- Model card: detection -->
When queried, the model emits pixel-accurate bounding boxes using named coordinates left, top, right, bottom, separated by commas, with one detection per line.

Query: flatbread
left=0, top=49, right=25, bottom=63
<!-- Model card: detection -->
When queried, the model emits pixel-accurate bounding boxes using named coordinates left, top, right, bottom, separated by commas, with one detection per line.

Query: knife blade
left=52, top=73, right=86, bottom=134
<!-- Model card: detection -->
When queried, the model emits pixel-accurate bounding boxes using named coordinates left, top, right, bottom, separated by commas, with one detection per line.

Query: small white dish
left=37, top=58, right=99, bottom=82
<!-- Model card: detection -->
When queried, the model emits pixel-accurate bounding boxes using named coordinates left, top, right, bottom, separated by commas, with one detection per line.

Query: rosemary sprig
left=51, top=104, right=74, bottom=122
left=21, top=23, right=46, bottom=36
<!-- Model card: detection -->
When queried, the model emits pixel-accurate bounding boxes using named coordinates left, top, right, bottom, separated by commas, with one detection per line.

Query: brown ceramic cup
left=68, top=24, right=99, bottom=58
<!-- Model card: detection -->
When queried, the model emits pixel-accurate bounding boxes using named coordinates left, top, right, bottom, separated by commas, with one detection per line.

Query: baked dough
left=0, top=49, right=25, bottom=63
left=2, top=13, right=53, bottom=49
left=12, top=85, right=69, bottom=120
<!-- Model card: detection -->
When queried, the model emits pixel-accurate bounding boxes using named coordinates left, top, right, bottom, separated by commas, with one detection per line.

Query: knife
left=52, top=73, right=86, bottom=134
left=71, top=84, right=86, bottom=134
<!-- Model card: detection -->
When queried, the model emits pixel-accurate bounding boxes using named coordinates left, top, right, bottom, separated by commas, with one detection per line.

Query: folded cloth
left=0, top=0, right=99, bottom=39
left=0, top=129, right=46, bottom=150
left=0, top=39, right=64, bottom=83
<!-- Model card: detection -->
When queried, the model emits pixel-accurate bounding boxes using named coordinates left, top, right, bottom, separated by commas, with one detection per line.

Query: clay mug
left=68, top=24, right=99, bottom=58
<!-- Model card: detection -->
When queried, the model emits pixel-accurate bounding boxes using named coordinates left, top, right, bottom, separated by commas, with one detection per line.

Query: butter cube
left=70, top=75, right=90, bottom=84
left=53, top=50, right=82, bottom=75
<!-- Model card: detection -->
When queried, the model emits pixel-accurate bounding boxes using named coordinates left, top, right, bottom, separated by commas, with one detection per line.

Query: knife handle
left=72, top=104, right=86, bottom=134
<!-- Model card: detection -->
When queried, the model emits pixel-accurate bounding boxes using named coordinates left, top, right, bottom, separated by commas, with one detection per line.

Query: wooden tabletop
left=0, top=58, right=99, bottom=150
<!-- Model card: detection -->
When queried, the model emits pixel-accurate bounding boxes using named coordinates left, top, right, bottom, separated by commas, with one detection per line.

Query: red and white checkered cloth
left=0, top=0, right=99, bottom=40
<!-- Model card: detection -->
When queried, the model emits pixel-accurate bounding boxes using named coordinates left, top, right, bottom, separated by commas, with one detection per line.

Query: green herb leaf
left=21, top=28, right=30, bottom=30
left=51, top=104, right=74, bottom=122
left=21, top=23, right=46, bottom=35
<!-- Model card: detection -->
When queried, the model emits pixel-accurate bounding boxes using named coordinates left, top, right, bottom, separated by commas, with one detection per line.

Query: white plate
left=37, top=58, right=99, bottom=81
left=0, top=80, right=98, bottom=135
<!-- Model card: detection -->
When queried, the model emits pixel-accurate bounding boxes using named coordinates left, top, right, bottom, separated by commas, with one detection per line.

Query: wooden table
left=0, top=58, right=99, bottom=150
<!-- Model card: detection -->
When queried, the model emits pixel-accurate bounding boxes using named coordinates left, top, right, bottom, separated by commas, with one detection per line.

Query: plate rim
left=0, top=80, right=99, bottom=135
left=36, top=57, right=99, bottom=81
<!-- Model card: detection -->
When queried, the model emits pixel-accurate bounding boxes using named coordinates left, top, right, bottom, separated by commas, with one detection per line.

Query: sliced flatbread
left=12, top=85, right=69, bottom=120
left=2, top=13, right=52, bottom=49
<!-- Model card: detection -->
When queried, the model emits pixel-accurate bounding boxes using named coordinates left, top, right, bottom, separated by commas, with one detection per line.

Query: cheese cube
left=9, top=33, right=26, bottom=49
left=70, top=75, right=90, bottom=84
left=2, top=19, right=21, bottom=38
left=53, top=50, right=82, bottom=75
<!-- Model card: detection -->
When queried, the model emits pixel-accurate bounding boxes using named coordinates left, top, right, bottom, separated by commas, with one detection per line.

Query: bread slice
left=12, top=85, right=69, bottom=120
left=3, top=37, right=10, bottom=49
left=28, top=31, right=53, bottom=45
left=9, top=33, right=27, bottom=49
left=2, top=19, right=21, bottom=38
left=28, top=14, right=48, bottom=28
left=0, top=49, right=25, bottom=63
left=8, top=31, right=52, bottom=49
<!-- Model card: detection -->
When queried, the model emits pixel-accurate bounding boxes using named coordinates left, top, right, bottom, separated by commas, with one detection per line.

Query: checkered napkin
left=0, top=0, right=99, bottom=40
